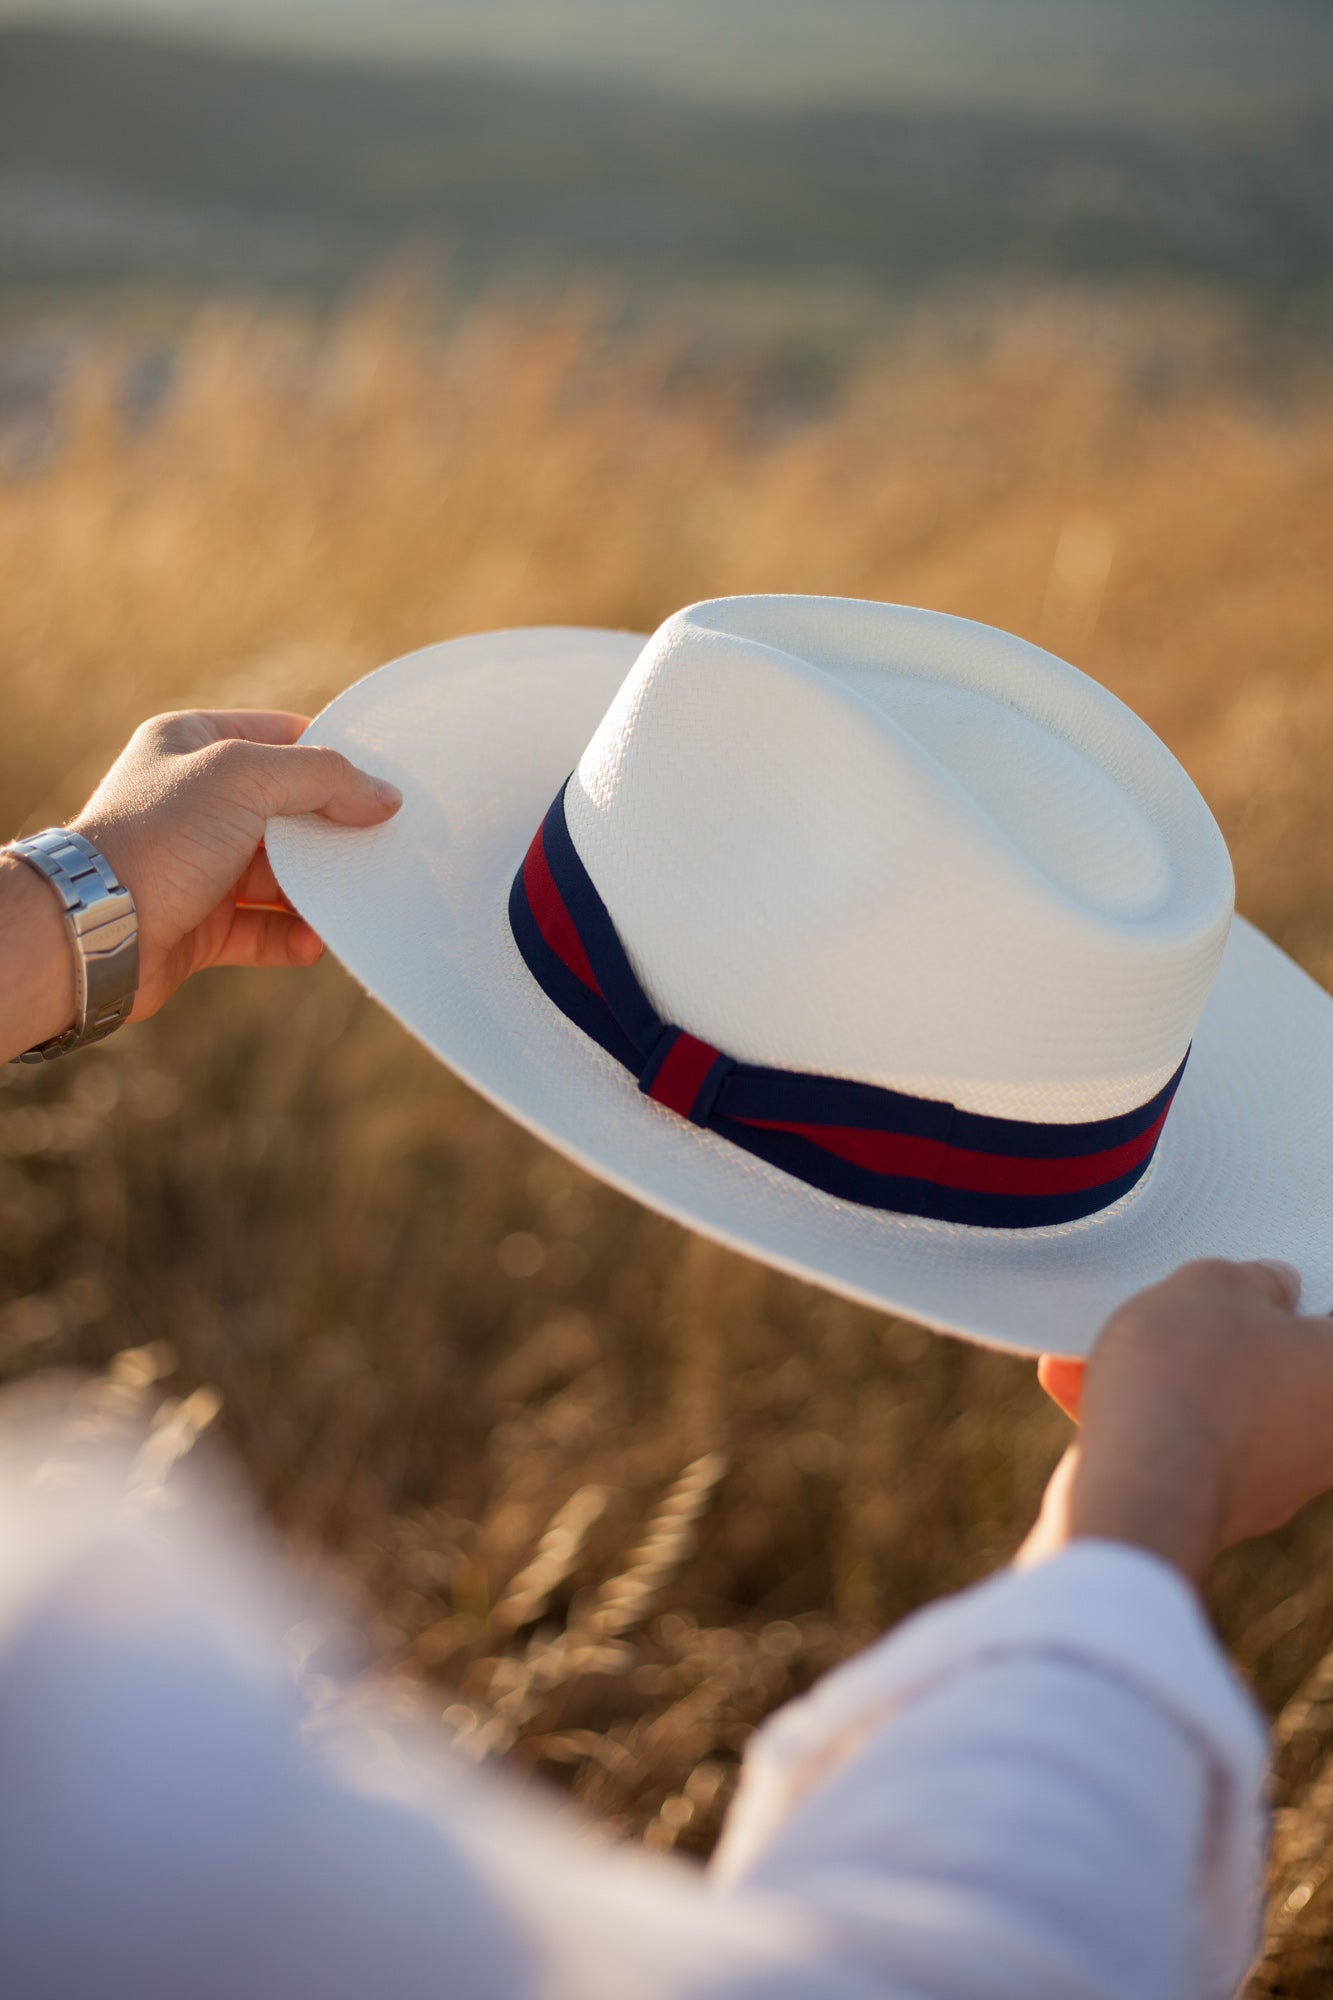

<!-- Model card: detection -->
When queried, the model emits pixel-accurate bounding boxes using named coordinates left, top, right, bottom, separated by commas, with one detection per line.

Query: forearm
left=0, top=852, right=75, bottom=1064
left=0, top=1460, right=1266, bottom=2000
left=728, top=1667, right=1212, bottom=1998
left=715, top=1544, right=1269, bottom=2000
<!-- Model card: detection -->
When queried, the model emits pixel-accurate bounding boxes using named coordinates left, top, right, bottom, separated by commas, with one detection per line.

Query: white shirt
left=0, top=1429, right=1268, bottom=2000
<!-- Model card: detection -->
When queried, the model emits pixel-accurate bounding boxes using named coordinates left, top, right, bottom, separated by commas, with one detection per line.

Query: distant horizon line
left=0, top=2, right=1328, bottom=133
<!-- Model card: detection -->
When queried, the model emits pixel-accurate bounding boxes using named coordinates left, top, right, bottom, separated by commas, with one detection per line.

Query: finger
left=1240, top=1259, right=1303, bottom=1311
left=197, top=710, right=315, bottom=747
left=241, top=742, right=402, bottom=827
left=232, top=845, right=293, bottom=912
left=211, top=907, right=325, bottom=970
left=1037, top=1354, right=1086, bottom=1421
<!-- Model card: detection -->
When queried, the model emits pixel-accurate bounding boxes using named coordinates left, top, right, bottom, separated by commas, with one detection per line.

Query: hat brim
left=268, top=628, right=1333, bottom=1359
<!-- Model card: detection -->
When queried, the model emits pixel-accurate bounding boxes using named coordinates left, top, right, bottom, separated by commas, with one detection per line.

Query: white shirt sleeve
left=0, top=1431, right=1269, bottom=2000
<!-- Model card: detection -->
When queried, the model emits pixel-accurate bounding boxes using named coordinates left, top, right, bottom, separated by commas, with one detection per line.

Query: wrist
left=1069, top=1431, right=1223, bottom=1584
left=0, top=850, right=77, bottom=1061
left=1018, top=1428, right=1225, bottom=1586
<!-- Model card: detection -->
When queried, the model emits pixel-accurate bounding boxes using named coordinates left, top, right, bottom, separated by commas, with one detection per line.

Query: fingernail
left=373, top=778, right=403, bottom=810
left=1255, top=1258, right=1303, bottom=1305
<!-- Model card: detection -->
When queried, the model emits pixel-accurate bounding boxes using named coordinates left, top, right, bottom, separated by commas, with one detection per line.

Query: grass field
left=1, top=283, right=1331, bottom=1991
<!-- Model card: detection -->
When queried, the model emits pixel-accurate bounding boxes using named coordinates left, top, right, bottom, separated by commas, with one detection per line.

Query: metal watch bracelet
left=5, top=828, right=139, bottom=1064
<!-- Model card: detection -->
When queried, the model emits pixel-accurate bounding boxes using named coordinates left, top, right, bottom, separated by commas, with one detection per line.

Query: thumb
left=248, top=743, right=403, bottom=827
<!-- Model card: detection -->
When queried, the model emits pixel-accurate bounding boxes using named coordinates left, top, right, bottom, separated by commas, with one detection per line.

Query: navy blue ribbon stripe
left=509, top=779, right=1187, bottom=1229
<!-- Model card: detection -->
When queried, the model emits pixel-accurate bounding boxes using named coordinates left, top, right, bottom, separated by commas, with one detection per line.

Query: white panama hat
left=268, top=596, right=1333, bottom=1359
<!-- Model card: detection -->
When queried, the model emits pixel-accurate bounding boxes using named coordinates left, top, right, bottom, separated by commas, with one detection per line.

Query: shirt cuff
left=714, top=1541, right=1270, bottom=1989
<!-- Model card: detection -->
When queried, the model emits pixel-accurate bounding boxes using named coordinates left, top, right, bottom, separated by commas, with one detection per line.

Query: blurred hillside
left=1, top=23, right=1329, bottom=304
left=1, top=286, right=1332, bottom=1992
left=8, top=0, right=1333, bottom=124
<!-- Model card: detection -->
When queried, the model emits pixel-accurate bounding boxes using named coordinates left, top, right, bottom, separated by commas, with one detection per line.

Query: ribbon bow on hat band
left=510, top=779, right=1189, bottom=1231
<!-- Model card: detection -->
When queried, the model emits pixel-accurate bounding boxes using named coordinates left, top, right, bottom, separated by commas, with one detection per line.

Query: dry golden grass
left=1, top=282, right=1331, bottom=1989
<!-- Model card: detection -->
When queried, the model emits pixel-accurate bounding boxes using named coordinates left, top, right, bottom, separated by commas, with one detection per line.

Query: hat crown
left=566, top=596, right=1233, bottom=1122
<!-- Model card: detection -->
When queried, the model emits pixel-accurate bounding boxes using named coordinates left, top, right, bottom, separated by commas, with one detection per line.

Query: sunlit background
left=1, top=0, right=1330, bottom=315
left=0, top=6, right=1330, bottom=1992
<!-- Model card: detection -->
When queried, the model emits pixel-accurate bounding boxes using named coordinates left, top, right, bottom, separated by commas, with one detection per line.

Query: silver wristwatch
left=6, top=828, right=139, bottom=1064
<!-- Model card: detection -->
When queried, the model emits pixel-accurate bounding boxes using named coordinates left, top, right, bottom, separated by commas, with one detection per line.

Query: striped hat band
left=509, top=779, right=1187, bottom=1231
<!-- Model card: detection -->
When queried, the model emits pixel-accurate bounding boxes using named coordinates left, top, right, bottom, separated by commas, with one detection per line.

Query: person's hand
left=1021, top=1259, right=1333, bottom=1584
left=0, top=710, right=399, bottom=1059
left=72, top=710, right=401, bottom=1021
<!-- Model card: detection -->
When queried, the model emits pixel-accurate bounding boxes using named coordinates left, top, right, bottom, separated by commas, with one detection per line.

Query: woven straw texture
left=566, top=598, right=1233, bottom=1121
